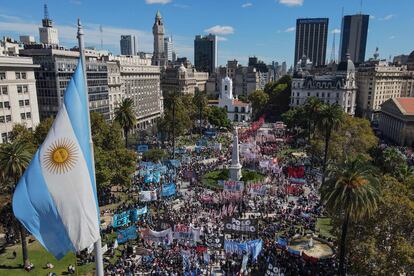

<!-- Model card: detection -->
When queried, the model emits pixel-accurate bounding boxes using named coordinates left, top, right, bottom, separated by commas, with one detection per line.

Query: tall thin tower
left=330, top=32, right=336, bottom=63
left=99, top=25, right=103, bottom=50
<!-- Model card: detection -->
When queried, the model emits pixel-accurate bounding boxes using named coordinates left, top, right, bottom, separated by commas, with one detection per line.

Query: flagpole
left=77, top=19, right=104, bottom=276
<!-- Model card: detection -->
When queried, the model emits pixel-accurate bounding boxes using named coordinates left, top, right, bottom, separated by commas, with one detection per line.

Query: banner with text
left=224, top=218, right=258, bottom=234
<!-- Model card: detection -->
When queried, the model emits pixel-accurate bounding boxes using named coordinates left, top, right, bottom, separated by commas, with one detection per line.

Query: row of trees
left=282, top=98, right=413, bottom=274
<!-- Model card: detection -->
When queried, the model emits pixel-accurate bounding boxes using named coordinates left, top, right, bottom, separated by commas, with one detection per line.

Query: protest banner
left=112, top=211, right=130, bottom=228
left=161, top=183, right=176, bottom=197
left=248, top=183, right=267, bottom=195
left=223, top=180, right=244, bottom=192
left=139, top=190, right=157, bottom=202
left=141, top=228, right=173, bottom=244
left=117, top=225, right=137, bottom=244
left=224, top=239, right=262, bottom=260
left=173, top=224, right=202, bottom=241
left=224, top=218, right=258, bottom=234
left=131, top=206, right=148, bottom=222
left=206, top=235, right=223, bottom=249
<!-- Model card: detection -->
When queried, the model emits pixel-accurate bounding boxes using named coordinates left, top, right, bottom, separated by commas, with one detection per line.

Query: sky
left=0, top=0, right=413, bottom=67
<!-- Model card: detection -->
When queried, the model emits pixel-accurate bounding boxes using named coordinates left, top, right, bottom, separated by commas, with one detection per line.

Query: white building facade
left=0, top=56, right=40, bottom=143
left=291, top=55, right=357, bottom=115
left=218, top=77, right=252, bottom=122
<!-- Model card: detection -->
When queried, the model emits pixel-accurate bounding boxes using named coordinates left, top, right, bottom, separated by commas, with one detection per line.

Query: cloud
left=331, top=28, right=341, bottom=34
left=369, top=15, right=375, bottom=20
left=379, top=14, right=394, bottom=21
left=284, top=27, right=295, bottom=32
left=173, top=3, right=189, bottom=8
left=278, top=0, right=304, bottom=7
left=145, top=0, right=171, bottom=4
left=241, top=3, right=253, bottom=8
left=0, top=14, right=22, bottom=21
left=216, top=36, right=228, bottom=42
left=389, top=35, right=395, bottom=40
left=204, top=25, right=234, bottom=35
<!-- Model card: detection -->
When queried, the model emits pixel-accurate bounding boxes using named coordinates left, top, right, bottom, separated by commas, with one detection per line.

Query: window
left=6, top=115, right=11, bottom=122
left=0, top=72, right=5, bottom=80
left=0, top=86, right=7, bottom=95
left=20, top=113, right=26, bottom=120
left=25, top=99, right=30, bottom=106
left=0, top=116, right=4, bottom=123
left=23, top=85, right=28, bottom=93
left=4, top=101, right=9, bottom=108
left=1, top=133, right=7, bottom=143
left=15, top=72, right=27, bottom=79
left=19, top=100, right=24, bottom=107
left=26, top=112, right=31, bottom=119
left=17, top=85, right=22, bottom=93
left=0, top=102, right=2, bottom=108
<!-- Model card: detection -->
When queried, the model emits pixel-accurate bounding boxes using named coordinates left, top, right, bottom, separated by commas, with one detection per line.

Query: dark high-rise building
left=194, top=34, right=217, bottom=74
left=294, top=18, right=329, bottom=66
left=339, top=14, right=369, bottom=63
left=120, top=35, right=137, bottom=56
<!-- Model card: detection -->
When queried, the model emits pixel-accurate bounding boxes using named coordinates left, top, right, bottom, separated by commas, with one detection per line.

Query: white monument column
left=229, top=127, right=242, bottom=181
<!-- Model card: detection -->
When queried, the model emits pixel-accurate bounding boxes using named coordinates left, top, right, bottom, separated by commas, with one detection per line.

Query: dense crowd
left=97, top=127, right=339, bottom=275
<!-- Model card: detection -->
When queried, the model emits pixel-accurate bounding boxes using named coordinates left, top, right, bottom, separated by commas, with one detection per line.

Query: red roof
left=394, top=98, right=414, bottom=115
left=233, top=99, right=249, bottom=107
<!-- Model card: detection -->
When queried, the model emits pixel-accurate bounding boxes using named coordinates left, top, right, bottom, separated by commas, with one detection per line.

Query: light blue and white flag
left=12, top=59, right=100, bottom=259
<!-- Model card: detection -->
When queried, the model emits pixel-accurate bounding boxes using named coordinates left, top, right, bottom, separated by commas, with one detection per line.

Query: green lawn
left=202, top=169, right=266, bottom=190
left=316, top=217, right=335, bottom=239
left=0, top=240, right=95, bottom=275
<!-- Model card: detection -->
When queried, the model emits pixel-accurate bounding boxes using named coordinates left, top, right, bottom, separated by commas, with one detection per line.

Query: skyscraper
left=152, top=11, right=167, bottom=67
left=120, top=35, right=137, bottom=56
left=164, top=36, right=173, bottom=62
left=339, top=14, right=369, bottom=63
left=294, top=18, right=329, bottom=66
left=194, top=34, right=217, bottom=74
left=39, top=4, right=59, bottom=45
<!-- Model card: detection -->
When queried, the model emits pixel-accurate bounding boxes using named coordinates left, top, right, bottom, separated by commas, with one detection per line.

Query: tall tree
left=0, top=141, right=32, bottom=268
left=304, top=97, right=323, bottom=142
left=248, top=89, right=269, bottom=120
left=318, top=104, right=344, bottom=184
left=321, top=156, right=381, bottom=276
left=114, top=98, right=137, bottom=148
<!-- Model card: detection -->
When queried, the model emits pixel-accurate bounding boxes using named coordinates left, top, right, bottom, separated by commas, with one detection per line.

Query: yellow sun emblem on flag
left=43, top=138, right=78, bottom=174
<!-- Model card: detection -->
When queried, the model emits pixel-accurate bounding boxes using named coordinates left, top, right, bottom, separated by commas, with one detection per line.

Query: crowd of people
left=96, top=125, right=339, bottom=275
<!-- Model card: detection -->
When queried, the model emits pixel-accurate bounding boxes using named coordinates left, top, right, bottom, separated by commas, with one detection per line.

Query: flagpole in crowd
left=77, top=18, right=104, bottom=276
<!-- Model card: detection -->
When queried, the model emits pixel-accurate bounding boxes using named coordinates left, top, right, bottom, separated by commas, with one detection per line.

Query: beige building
left=206, top=60, right=260, bottom=98
left=161, top=63, right=208, bottom=95
left=106, top=61, right=124, bottom=120
left=356, top=58, right=412, bottom=121
left=379, top=98, right=414, bottom=146
left=0, top=56, right=40, bottom=143
left=107, top=55, right=163, bottom=130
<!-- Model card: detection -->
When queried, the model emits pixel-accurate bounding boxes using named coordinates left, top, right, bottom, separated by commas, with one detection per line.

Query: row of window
left=0, top=72, right=28, bottom=80
left=0, top=112, right=32, bottom=123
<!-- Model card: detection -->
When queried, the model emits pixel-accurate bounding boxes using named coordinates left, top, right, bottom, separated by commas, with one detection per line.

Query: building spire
left=44, top=3, right=49, bottom=20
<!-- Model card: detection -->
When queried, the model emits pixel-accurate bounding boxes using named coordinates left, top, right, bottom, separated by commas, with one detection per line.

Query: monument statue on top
left=229, top=127, right=242, bottom=181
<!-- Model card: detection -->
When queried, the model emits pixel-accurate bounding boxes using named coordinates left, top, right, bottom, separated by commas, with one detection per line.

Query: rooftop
left=394, top=98, right=414, bottom=115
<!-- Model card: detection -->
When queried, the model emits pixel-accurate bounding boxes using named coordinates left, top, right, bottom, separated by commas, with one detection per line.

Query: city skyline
left=0, top=0, right=413, bottom=66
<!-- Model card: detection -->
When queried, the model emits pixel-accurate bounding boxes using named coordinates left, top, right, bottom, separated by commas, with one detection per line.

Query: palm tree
left=0, top=141, right=32, bottom=268
left=304, top=97, right=323, bottom=141
left=320, top=155, right=381, bottom=276
left=318, top=104, right=344, bottom=184
left=114, top=98, right=137, bottom=148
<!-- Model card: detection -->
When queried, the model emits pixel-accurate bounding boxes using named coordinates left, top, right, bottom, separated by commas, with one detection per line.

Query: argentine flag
left=12, top=59, right=100, bottom=259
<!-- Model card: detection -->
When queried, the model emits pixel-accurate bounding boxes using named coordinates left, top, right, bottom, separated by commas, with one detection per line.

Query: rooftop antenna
left=44, top=3, right=49, bottom=19
left=99, top=25, right=103, bottom=50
